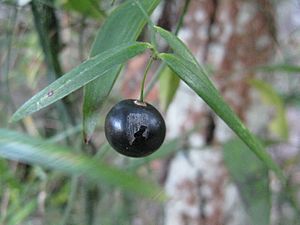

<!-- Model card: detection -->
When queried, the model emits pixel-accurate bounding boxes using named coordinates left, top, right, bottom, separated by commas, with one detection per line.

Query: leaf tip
left=84, top=137, right=90, bottom=144
left=83, top=132, right=93, bottom=144
left=9, top=113, right=21, bottom=123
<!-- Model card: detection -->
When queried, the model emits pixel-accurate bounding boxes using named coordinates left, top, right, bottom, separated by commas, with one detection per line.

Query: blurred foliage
left=0, top=129, right=164, bottom=199
left=0, top=1, right=166, bottom=224
left=249, top=79, right=289, bottom=140
left=61, top=0, right=106, bottom=18
left=159, top=66, right=180, bottom=112
left=257, top=63, right=300, bottom=73
left=224, top=138, right=271, bottom=225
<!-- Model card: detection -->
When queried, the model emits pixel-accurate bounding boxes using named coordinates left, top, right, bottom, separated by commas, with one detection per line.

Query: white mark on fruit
left=127, top=113, right=149, bottom=145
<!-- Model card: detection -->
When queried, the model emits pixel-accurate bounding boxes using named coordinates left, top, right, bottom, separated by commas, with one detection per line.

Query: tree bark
left=164, top=0, right=276, bottom=224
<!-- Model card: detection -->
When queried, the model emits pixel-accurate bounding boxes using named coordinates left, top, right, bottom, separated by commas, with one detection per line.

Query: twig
left=2, top=6, right=24, bottom=128
left=78, top=16, right=86, bottom=62
left=60, top=177, right=80, bottom=225
left=134, top=0, right=158, bottom=51
left=144, top=0, right=192, bottom=97
left=202, top=0, right=218, bottom=62
left=140, top=56, right=154, bottom=102
left=174, top=0, right=191, bottom=36
left=0, top=189, right=10, bottom=224
left=84, top=184, right=99, bottom=225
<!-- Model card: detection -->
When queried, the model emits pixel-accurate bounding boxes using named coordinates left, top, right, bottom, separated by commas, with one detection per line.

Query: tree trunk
left=164, top=0, right=276, bottom=224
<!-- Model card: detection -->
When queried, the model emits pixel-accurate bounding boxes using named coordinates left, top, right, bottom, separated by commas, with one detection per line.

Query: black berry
left=104, top=99, right=166, bottom=157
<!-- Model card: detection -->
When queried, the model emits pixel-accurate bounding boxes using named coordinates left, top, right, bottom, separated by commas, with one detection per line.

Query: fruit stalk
left=140, top=56, right=154, bottom=102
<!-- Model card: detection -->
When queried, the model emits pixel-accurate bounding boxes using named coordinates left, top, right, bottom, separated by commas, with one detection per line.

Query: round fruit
left=105, top=99, right=166, bottom=157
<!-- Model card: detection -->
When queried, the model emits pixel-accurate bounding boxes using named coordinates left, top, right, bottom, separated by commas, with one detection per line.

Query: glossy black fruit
left=105, top=99, right=166, bottom=157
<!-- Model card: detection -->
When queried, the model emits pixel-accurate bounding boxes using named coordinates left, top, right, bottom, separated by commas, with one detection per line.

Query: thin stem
left=84, top=184, right=99, bottom=225
left=140, top=57, right=154, bottom=102
left=144, top=0, right=191, bottom=97
left=90, top=0, right=107, bottom=18
left=134, top=0, right=158, bottom=51
left=2, top=7, right=19, bottom=119
left=144, top=62, right=165, bottom=97
left=134, top=0, right=155, bottom=28
left=2, top=6, right=27, bottom=131
left=31, top=0, right=63, bottom=78
left=81, top=142, right=100, bottom=224
left=78, top=16, right=86, bottom=62
left=60, top=177, right=80, bottom=225
left=285, top=181, right=300, bottom=220
left=175, top=0, right=191, bottom=35
left=0, top=189, right=10, bottom=224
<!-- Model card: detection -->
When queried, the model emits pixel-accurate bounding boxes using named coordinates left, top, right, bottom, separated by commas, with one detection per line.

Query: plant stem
left=144, top=62, right=165, bottom=98
left=2, top=7, right=22, bottom=126
left=60, top=176, right=80, bottom=225
left=140, top=57, right=154, bottom=102
left=31, top=0, right=63, bottom=78
left=134, top=0, right=158, bottom=51
left=174, top=0, right=191, bottom=35
left=84, top=184, right=99, bottom=225
left=144, top=0, right=191, bottom=97
left=78, top=16, right=86, bottom=62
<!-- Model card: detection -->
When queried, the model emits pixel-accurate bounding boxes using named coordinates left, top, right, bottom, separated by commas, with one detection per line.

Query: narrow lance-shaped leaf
left=7, top=200, right=37, bottom=225
left=155, top=25, right=212, bottom=86
left=256, top=63, right=300, bottom=73
left=63, top=0, right=106, bottom=18
left=11, top=42, right=150, bottom=122
left=223, top=138, right=270, bottom=225
left=0, top=129, right=164, bottom=200
left=159, top=66, right=180, bottom=112
left=249, top=79, right=288, bottom=140
left=156, top=27, right=285, bottom=181
left=83, top=0, right=160, bottom=142
left=155, top=26, right=199, bottom=65
left=160, top=53, right=285, bottom=181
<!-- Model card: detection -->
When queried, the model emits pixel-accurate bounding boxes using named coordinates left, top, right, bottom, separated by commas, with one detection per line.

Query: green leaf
left=155, top=26, right=199, bottom=66
left=62, top=0, right=105, bottom=18
left=7, top=200, right=37, bottom=225
left=0, top=129, right=164, bottom=200
left=257, top=64, right=300, bottom=73
left=223, top=138, right=270, bottom=225
left=249, top=79, right=288, bottom=140
left=156, top=27, right=285, bottom=181
left=83, top=0, right=160, bottom=142
left=11, top=42, right=150, bottom=122
left=160, top=52, right=285, bottom=181
left=159, top=66, right=180, bottom=111
left=282, top=93, right=300, bottom=107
